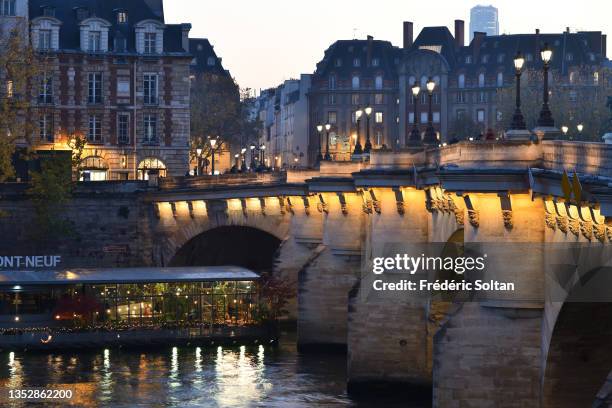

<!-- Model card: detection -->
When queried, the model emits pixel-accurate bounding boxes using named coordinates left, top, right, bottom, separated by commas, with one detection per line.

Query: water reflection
left=0, top=334, right=418, bottom=407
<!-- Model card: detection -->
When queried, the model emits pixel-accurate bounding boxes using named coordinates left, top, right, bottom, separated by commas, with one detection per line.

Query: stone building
left=5, top=0, right=193, bottom=180
left=399, top=23, right=608, bottom=142
left=308, top=36, right=402, bottom=163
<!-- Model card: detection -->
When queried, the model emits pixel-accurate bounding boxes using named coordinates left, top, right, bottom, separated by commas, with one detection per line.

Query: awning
left=0, top=266, right=260, bottom=286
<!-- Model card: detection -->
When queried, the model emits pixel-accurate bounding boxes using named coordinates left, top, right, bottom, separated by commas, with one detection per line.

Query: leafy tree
left=449, top=114, right=482, bottom=141
left=0, top=21, right=42, bottom=181
left=497, top=66, right=611, bottom=141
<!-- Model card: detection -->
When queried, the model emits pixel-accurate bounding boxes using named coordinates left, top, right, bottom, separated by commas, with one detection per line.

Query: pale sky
left=165, top=0, right=612, bottom=92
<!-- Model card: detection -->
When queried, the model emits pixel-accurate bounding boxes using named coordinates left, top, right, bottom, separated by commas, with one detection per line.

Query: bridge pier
left=433, top=193, right=546, bottom=407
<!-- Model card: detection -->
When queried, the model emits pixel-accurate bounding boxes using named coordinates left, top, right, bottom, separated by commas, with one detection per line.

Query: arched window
left=433, top=75, right=440, bottom=86
left=352, top=75, right=360, bottom=89
left=458, top=74, right=465, bottom=88
left=478, top=73, right=485, bottom=88
left=79, top=18, right=112, bottom=52
left=408, top=76, right=416, bottom=86
left=496, top=72, right=504, bottom=87
left=79, top=156, right=109, bottom=181
left=138, top=157, right=167, bottom=180
left=135, top=20, right=164, bottom=54
left=375, top=75, right=383, bottom=90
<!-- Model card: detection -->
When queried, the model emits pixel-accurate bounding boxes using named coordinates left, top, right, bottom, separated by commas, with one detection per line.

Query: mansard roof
left=456, top=31, right=607, bottom=75
left=189, top=38, right=231, bottom=78
left=29, top=0, right=186, bottom=54
left=410, top=26, right=459, bottom=69
left=314, top=38, right=402, bottom=79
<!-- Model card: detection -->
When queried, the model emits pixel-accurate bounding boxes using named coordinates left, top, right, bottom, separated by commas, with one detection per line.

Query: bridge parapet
left=159, top=172, right=287, bottom=190
left=542, top=140, right=612, bottom=177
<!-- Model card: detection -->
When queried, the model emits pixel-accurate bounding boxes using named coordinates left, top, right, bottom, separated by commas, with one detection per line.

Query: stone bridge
left=1, top=140, right=612, bottom=407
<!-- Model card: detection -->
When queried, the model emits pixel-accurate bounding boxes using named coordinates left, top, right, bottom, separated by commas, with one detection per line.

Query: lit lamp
left=510, top=52, right=527, bottom=131
left=423, top=77, right=437, bottom=145
left=364, top=107, right=373, bottom=153
left=409, top=84, right=422, bottom=145
left=250, top=144, right=256, bottom=169
left=316, top=125, right=324, bottom=164
left=537, top=43, right=555, bottom=128
left=324, top=124, right=332, bottom=161
left=240, top=147, right=247, bottom=172
left=561, top=126, right=569, bottom=139
left=209, top=137, right=218, bottom=175
left=353, top=110, right=363, bottom=155
left=576, top=123, right=584, bottom=140
left=260, top=144, right=266, bottom=167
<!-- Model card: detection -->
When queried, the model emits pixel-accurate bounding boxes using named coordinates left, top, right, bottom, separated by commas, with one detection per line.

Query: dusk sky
left=165, top=0, right=612, bottom=92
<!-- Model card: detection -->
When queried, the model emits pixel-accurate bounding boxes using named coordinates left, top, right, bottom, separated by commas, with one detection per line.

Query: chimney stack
left=472, top=32, right=486, bottom=59
left=403, top=21, right=414, bottom=49
left=367, top=35, right=374, bottom=66
left=603, top=34, right=607, bottom=58
left=455, top=19, right=465, bottom=48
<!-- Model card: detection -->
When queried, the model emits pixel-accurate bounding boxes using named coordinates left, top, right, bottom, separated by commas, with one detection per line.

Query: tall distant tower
left=469, top=5, right=499, bottom=41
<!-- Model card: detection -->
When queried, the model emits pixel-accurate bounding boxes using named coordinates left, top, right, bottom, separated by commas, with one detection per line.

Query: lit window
left=375, top=94, right=384, bottom=105
left=144, top=114, right=157, bottom=142
left=594, top=72, right=599, bottom=85
left=117, top=12, right=127, bottom=23
left=144, top=74, right=158, bottom=105
left=375, top=112, right=383, bottom=124
left=144, top=32, right=157, bottom=54
left=6, top=80, right=13, bottom=98
left=88, top=115, right=102, bottom=142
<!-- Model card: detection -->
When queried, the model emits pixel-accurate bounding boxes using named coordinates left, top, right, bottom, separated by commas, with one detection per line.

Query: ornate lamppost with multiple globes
left=409, top=83, right=422, bottom=145
left=364, top=107, right=373, bottom=153
left=537, top=43, right=555, bottom=128
left=423, top=77, right=437, bottom=145
left=324, top=124, right=332, bottom=161
left=353, top=109, right=363, bottom=155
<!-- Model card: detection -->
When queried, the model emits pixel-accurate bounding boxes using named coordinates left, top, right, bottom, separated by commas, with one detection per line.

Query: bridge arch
left=169, top=225, right=282, bottom=272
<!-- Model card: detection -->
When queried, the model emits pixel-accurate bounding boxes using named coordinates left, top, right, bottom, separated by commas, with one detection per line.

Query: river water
left=0, top=332, right=424, bottom=407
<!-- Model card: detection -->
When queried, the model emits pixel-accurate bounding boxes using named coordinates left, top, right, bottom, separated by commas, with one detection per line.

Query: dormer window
left=144, top=32, right=157, bottom=54
left=465, top=55, right=472, bottom=64
left=372, top=58, right=380, bottom=67
left=1, top=0, right=16, bottom=16
left=353, top=58, right=361, bottom=67
left=117, top=12, right=127, bottom=24
left=207, top=56, right=216, bottom=66
left=566, top=53, right=573, bottom=61
left=31, top=17, right=61, bottom=51
left=135, top=20, right=164, bottom=55
left=335, top=58, right=342, bottom=67
left=39, top=30, right=51, bottom=50
left=79, top=18, right=111, bottom=52
left=481, top=55, right=489, bottom=63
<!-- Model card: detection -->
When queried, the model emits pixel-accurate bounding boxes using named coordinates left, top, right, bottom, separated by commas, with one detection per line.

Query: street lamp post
left=510, top=52, right=527, bottom=130
left=424, top=77, right=437, bottom=145
left=209, top=137, right=218, bottom=175
left=250, top=144, right=256, bottom=170
left=537, top=43, right=555, bottom=128
left=240, top=148, right=247, bottom=172
left=409, top=84, right=421, bottom=145
left=196, top=147, right=203, bottom=175
left=260, top=144, right=266, bottom=168
left=364, top=107, right=373, bottom=153
left=353, top=110, right=363, bottom=155
left=324, top=124, right=332, bottom=161
left=316, top=125, right=324, bottom=164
